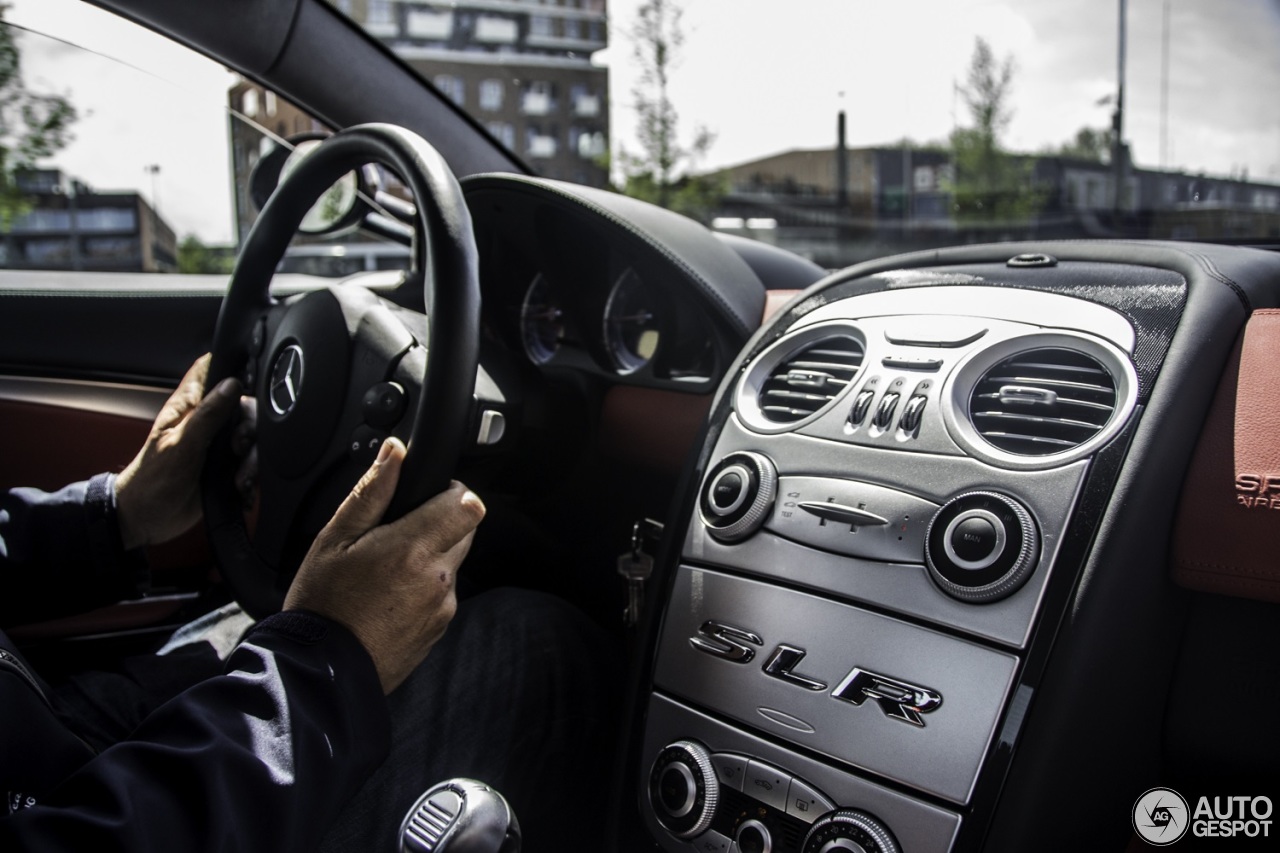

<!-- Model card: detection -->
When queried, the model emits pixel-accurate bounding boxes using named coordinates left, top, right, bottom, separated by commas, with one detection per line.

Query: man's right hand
left=283, top=437, right=485, bottom=694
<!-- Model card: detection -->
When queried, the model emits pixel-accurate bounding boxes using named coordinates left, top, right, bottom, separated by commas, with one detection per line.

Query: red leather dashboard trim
left=762, top=289, right=801, bottom=324
left=1172, top=312, right=1280, bottom=602
left=600, top=386, right=712, bottom=474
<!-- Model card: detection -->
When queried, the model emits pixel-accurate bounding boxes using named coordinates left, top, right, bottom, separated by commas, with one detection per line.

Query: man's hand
left=116, top=354, right=242, bottom=551
left=284, top=437, right=485, bottom=694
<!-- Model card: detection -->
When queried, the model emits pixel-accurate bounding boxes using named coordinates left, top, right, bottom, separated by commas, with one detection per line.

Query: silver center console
left=638, top=284, right=1140, bottom=852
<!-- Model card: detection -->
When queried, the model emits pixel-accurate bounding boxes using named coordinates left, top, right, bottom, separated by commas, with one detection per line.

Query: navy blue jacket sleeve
left=0, top=610, right=392, bottom=852
left=0, top=473, right=148, bottom=627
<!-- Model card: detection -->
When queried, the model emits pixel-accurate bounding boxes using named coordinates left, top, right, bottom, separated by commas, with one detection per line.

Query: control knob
left=925, top=491, right=1040, bottom=603
left=648, top=740, right=719, bottom=839
left=802, top=809, right=900, bottom=853
left=700, top=452, right=777, bottom=544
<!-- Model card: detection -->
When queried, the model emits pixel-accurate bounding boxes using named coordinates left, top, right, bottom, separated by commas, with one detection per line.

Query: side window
left=0, top=0, right=408, bottom=279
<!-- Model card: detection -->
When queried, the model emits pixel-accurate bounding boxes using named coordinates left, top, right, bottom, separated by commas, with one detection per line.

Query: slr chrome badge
left=688, top=620, right=762, bottom=663
left=269, top=343, right=304, bottom=416
left=831, top=667, right=943, bottom=727
left=689, top=622, right=944, bottom=727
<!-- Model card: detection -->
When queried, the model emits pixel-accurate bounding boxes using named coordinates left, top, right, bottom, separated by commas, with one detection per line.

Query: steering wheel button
left=363, top=381, right=406, bottom=428
left=350, top=425, right=387, bottom=465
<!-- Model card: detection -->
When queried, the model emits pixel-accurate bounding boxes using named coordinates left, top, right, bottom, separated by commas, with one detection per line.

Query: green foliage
left=1053, top=126, right=1113, bottom=163
left=0, top=5, right=78, bottom=228
left=177, top=234, right=233, bottom=274
left=947, top=37, right=1043, bottom=223
left=619, top=0, right=722, bottom=222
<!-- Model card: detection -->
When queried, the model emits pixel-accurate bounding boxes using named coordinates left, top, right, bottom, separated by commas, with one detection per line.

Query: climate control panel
left=648, top=740, right=899, bottom=853
left=698, top=452, right=1043, bottom=606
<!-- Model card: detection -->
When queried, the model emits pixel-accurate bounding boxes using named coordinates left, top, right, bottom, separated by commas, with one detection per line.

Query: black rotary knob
left=648, top=740, right=719, bottom=839
left=700, top=452, right=777, bottom=544
left=802, top=809, right=900, bottom=853
left=925, top=491, right=1039, bottom=603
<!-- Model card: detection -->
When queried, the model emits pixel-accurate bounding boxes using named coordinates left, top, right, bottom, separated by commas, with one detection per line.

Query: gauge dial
left=520, top=274, right=564, bottom=365
left=603, top=268, right=661, bottom=374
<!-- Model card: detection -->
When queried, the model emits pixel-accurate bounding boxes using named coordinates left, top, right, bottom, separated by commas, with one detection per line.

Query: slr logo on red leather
left=1235, top=474, right=1280, bottom=508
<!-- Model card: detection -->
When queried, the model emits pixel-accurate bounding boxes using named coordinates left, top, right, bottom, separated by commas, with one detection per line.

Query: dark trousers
left=52, top=588, right=620, bottom=853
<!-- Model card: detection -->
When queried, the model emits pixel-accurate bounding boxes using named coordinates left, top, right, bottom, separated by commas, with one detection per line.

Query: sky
left=6, top=0, right=1280, bottom=244
left=600, top=0, right=1280, bottom=179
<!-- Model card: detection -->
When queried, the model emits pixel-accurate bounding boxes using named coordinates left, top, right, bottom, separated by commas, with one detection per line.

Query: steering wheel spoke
left=202, top=125, right=480, bottom=618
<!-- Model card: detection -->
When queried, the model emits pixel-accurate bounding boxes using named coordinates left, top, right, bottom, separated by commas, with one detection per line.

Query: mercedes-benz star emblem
left=269, top=343, right=304, bottom=416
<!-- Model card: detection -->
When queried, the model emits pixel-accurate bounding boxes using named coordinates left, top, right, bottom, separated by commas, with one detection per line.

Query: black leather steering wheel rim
left=201, top=124, right=480, bottom=619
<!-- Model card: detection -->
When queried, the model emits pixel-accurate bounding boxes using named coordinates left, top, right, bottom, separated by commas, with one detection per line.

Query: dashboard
left=615, top=241, right=1280, bottom=851
left=464, top=174, right=779, bottom=397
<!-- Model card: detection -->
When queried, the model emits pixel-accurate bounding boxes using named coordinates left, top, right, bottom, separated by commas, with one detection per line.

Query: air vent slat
left=978, top=375, right=1115, bottom=396
left=762, top=389, right=837, bottom=404
left=968, top=347, right=1118, bottom=456
left=974, top=392, right=1113, bottom=413
left=755, top=334, right=864, bottom=425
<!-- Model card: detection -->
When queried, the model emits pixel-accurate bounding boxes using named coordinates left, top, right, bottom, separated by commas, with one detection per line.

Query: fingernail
left=461, top=489, right=486, bottom=518
left=216, top=377, right=240, bottom=398
left=375, top=437, right=399, bottom=465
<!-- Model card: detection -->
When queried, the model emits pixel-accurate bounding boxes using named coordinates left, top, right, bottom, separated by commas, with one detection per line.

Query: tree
left=0, top=4, right=78, bottom=227
left=618, top=0, right=723, bottom=221
left=177, top=234, right=233, bottom=274
left=1053, top=126, right=1113, bottom=163
left=947, top=37, right=1042, bottom=223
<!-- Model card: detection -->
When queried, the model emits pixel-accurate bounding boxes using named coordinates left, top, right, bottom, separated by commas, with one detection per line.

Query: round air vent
left=758, top=336, right=864, bottom=424
left=968, top=348, right=1117, bottom=455
left=736, top=322, right=866, bottom=434
left=943, top=331, right=1138, bottom=470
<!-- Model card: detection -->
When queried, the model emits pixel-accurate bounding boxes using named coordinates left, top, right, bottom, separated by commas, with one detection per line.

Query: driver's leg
left=317, top=587, right=621, bottom=853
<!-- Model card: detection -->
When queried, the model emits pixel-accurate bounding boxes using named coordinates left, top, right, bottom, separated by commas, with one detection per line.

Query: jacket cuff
left=249, top=611, right=388, bottom=705
left=87, top=473, right=149, bottom=599
left=244, top=609, right=392, bottom=760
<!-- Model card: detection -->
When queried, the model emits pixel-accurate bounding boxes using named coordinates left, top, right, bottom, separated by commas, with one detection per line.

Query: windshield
left=326, top=0, right=1280, bottom=265
left=4, top=0, right=1278, bottom=273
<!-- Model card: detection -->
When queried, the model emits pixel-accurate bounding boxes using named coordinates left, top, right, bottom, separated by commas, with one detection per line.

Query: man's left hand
left=116, top=354, right=241, bottom=550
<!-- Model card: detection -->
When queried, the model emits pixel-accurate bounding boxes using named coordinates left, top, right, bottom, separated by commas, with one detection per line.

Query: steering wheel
left=201, top=124, right=480, bottom=619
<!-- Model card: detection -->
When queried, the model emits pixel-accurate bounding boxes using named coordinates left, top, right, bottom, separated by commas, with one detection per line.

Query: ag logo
left=1133, top=787, right=1189, bottom=845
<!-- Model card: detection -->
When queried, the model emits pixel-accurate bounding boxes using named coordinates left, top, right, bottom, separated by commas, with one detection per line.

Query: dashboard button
left=880, top=356, right=943, bottom=371
left=847, top=388, right=877, bottom=426
left=691, top=829, right=732, bottom=853
left=926, top=492, right=1040, bottom=602
left=898, top=394, right=927, bottom=434
left=710, top=752, right=748, bottom=792
left=786, top=777, right=836, bottom=823
left=949, top=516, right=1000, bottom=564
left=768, top=476, right=938, bottom=564
left=845, top=373, right=881, bottom=430
left=735, top=819, right=772, bottom=853
left=872, top=392, right=900, bottom=429
left=649, top=741, right=719, bottom=839
left=701, top=452, right=777, bottom=543
left=708, top=466, right=749, bottom=517
left=743, top=760, right=791, bottom=811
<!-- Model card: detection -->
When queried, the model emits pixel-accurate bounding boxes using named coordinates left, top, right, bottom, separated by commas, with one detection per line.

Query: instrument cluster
left=505, top=261, right=719, bottom=388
